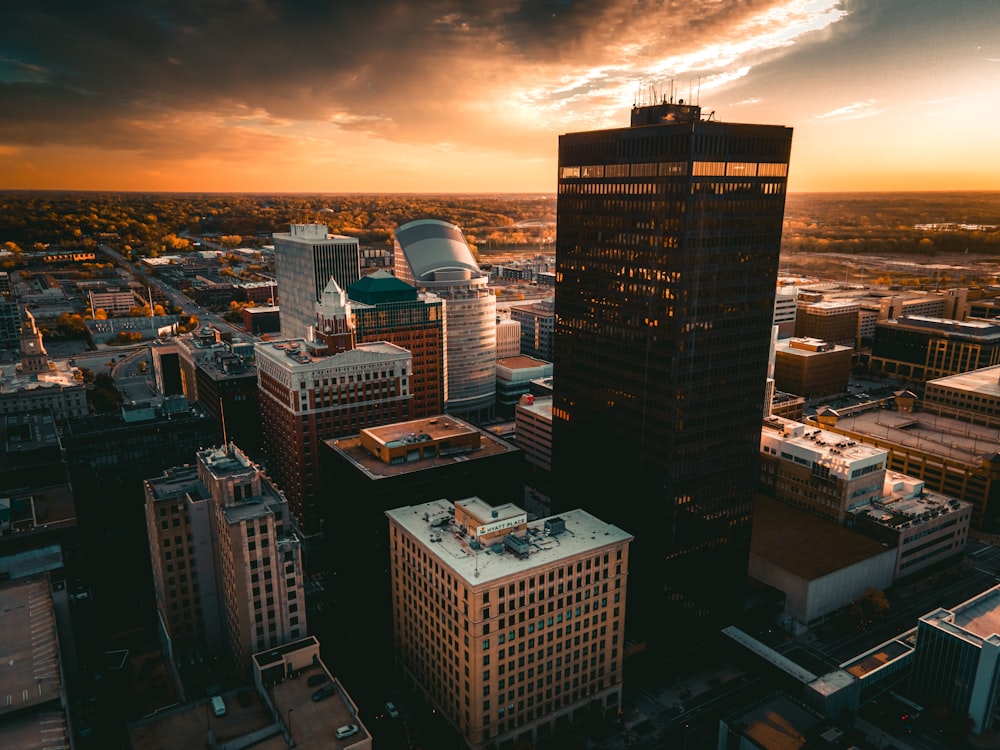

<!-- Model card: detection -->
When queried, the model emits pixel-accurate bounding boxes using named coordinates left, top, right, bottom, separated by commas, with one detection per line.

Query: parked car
left=385, top=701, right=399, bottom=719
left=335, top=724, right=359, bottom=739
left=307, top=673, right=329, bottom=687
left=211, top=696, right=227, bottom=717
left=312, top=685, right=335, bottom=702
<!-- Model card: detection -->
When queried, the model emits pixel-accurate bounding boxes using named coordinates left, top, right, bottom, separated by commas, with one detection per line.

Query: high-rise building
left=144, top=444, right=306, bottom=675
left=273, top=223, right=361, bottom=339
left=256, top=280, right=412, bottom=533
left=394, top=219, right=496, bottom=421
left=386, top=497, right=632, bottom=749
left=347, top=270, right=446, bottom=419
left=554, top=100, right=792, bottom=633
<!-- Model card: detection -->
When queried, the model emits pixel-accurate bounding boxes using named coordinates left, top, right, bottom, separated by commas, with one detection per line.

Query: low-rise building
left=750, top=496, right=896, bottom=631
left=923, top=364, right=1000, bottom=427
left=128, top=636, right=370, bottom=750
left=870, top=316, right=1000, bottom=381
left=850, top=471, right=972, bottom=578
left=773, top=337, right=852, bottom=399
left=759, top=416, right=887, bottom=524
left=0, top=309, right=86, bottom=420
left=0, top=576, right=70, bottom=749
left=810, top=403, right=1000, bottom=532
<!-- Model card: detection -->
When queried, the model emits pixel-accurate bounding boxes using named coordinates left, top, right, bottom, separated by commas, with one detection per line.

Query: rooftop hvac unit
left=545, top=518, right=566, bottom=536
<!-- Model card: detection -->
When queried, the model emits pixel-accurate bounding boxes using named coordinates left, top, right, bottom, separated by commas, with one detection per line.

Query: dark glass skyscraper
left=553, top=101, right=792, bottom=636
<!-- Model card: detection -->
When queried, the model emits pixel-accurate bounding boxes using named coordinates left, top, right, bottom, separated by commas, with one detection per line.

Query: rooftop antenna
left=219, top=396, right=228, bottom=446
left=697, top=76, right=702, bottom=105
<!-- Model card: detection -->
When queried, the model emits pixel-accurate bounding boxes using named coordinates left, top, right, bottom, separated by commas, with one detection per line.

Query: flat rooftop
left=516, top=396, right=552, bottom=420
left=883, top=315, right=1000, bottom=338
left=0, top=577, right=62, bottom=717
left=128, top=688, right=287, bottom=750
left=761, top=416, right=886, bottom=480
left=852, top=470, right=967, bottom=530
left=927, top=364, right=1000, bottom=398
left=386, top=500, right=632, bottom=586
left=270, top=665, right=368, bottom=748
left=2, top=412, right=61, bottom=454
left=751, top=496, right=892, bottom=581
left=951, top=585, right=1000, bottom=641
left=497, top=355, right=550, bottom=370
left=726, top=692, right=821, bottom=749
left=256, top=338, right=408, bottom=368
left=362, top=415, right=477, bottom=447
left=842, top=633, right=915, bottom=680
left=776, top=338, right=851, bottom=357
left=829, top=407, right=1000, bottom=466
left=327, top=418, right=518, bottom=480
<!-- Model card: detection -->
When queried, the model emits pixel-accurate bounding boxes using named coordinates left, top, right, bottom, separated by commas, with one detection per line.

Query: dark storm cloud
left=0, top=0, right=816, bottom=155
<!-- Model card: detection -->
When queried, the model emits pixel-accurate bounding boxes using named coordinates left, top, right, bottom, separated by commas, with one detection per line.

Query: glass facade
left=273, top=228, right=361, bottom=340
left=553, top=104, right=792, bottom=634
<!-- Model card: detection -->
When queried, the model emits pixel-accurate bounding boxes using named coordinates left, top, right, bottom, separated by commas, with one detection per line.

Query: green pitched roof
left=347, top=271, right=418, bottom=304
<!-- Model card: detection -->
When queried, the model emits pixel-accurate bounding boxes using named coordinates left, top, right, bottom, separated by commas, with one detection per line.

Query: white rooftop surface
left=802, top=300, right=858, bottom=310
left=927, top=364, right=1000, bottom=398
left=904, top=315, right=996, bottom=330
left=921, top=586, right=1000, bottom=640
left=517, top=396, right=552, bottom=420
left=833, top=408, right=1000, bottom=465
left=775, top=339, right=851, bottom=357
left=387, top=500, right=632, bottom=587
left=762, top=416, right=886, bottom=479
left=256, top=338, right=409, bottom=369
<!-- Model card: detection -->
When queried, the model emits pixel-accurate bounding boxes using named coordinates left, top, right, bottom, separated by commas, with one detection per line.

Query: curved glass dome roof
left=394, top=219, right=480, bottom=281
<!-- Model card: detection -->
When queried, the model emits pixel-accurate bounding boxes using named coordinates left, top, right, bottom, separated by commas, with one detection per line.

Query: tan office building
left=386, top=498, right=631, bottom=749
left=144, top=444, right=306, bottom=675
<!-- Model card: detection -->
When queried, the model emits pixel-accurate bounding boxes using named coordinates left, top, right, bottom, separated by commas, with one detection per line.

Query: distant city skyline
left=1, top=0, right=998, bottom=193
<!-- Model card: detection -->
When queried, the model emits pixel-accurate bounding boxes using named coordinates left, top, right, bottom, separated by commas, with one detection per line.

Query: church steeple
left=19, top=308, right=50, bottom=374
left=312, top=277, right=356, bottom=353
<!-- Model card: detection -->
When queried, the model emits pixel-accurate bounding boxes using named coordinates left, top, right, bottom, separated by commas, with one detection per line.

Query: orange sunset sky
left=1, top=0, right=999, bottom=194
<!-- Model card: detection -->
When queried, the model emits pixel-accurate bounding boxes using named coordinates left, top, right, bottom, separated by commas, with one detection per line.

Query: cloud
left=0, top=0, right=850, bottom=164
left=814, top=99, right=884, bottom=121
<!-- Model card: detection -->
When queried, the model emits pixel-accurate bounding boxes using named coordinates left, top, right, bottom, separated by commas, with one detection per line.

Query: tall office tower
left=394, top=219, right=497, bottom=421
left=273, top=223, right=361, bottom=339
left=386, top=498, right=632, bottom=749
left=348, top=270, right=446, bottom=418
left=144, top=444, right=306, bottom=675
left=554, top=100, right=792, bottom=635
left=256, top=280, right=412, bottom=534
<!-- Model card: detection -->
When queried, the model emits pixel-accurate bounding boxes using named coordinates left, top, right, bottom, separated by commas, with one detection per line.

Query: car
left=385, top=701, right=399, bottom=719
left=335, top=724, right=359, bottom=739
left=307, top=673, right=329, bottom=687
left=211, top=695, right=227, bottom=717
left=312, top=685, right=335, bottom=702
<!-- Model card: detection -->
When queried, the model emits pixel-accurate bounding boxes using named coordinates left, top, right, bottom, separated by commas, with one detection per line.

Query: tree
left=56, top=312, right=88, bottom=338
left=89, top=373, right=122, bottom=413
left=858, top=588, right=890, bottom=619
left=94, top=308, right=108, bottom=320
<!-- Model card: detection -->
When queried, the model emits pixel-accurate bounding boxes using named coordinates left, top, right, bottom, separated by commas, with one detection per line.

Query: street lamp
left=286, top=707, right=295, bottom=748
